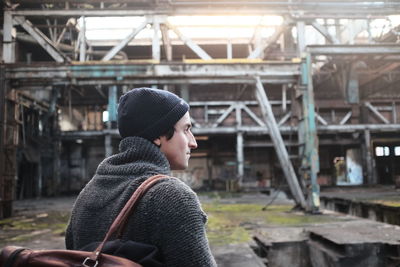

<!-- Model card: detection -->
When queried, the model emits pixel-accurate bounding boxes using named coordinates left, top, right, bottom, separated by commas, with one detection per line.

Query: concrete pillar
left=364, top=129, right=375, bottom=184
left=236, top=132, right=244, bottom=186
left=38, top=157, right=42, bottom=197
left=3, top=11, right=15, bottom=63
left=296, top=21, right=306, bottom=56
left=105, top=85, right=117, bottom=158
left=227, top=39, right=232, bottom=59
left=348, top=20, right=355, bottom=44
left=282, top=84, right=287, bottom=112
left=180, top=85, right=189, bottom=102
left=347, top=63, right=360, bottom=104
left=160, top=24, right=172, bottom=61
left=79, top=16, right=86, bottom=62
left=152, top=17, right=161, bottom=61
left=107, top=85, right=117, bottom=124
left=105, top=134, right=112, bottom=158
left=236, top=104, right=244, bottom=185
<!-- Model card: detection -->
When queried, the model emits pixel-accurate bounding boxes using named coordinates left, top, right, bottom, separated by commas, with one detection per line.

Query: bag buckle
left=82, top=257, right=98, bottom=267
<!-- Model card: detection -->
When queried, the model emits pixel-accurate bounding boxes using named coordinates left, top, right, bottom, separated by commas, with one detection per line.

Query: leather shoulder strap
left=93, top=174, right=170, bottom=258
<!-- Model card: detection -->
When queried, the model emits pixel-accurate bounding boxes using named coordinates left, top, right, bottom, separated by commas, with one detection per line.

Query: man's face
left=155, top=112, right=198, bottom=170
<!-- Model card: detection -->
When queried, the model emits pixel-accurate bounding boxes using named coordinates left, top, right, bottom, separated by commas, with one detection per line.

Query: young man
left=65, top=87, right=217, bottom=266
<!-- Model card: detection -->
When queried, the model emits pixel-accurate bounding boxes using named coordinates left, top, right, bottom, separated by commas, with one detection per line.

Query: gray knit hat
left=117, top=87, right=189, bottom=141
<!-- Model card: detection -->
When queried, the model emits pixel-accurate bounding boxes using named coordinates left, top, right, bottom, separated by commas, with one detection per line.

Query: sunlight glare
left=81, top=15, right=283, bottom=41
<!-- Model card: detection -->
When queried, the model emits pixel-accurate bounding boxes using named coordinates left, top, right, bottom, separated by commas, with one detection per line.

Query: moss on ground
left=0, top=211, right=70, bottom=245
left=369, top=200, right=400, bottom=207
left=198, top=191, right=243, bottom=199
left=203, top=203, right=336, bottom=246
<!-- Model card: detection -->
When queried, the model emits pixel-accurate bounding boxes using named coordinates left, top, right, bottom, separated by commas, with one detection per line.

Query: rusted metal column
left=152, top=16, right=161, bottom=61
left=79, top=16, right=86, bottom=62
left=255, top=77, right=307, bottom=209
left=3, top=11, right=15, bottom=63
left=364, top=129, right=374, bottom=184
left=236, top=104, right=244, bottom=186
left=300, top=52, right=320, bottom=213
left=0, top=66, right=6, bottom=218
left=105, top=85, right=117, bottom=157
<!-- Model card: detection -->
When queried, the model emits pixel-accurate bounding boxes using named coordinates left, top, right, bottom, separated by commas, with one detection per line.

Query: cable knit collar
left=96, top=136, right=170, bottom=176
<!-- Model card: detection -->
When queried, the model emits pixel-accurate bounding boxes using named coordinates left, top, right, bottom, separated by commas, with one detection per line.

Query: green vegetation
left=198, top=191, right=243, bottom=199
left=370, top=200, right=400, bottom=207
left=203, top=203, right=335, bottom=246
left=0, top=211, right=70, bottom=245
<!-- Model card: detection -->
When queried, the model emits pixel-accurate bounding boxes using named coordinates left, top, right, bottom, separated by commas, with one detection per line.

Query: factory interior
left=1, top=1, right=400, bottom=266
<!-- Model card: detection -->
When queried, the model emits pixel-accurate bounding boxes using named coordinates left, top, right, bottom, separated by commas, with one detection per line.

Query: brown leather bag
left=0, top=174, right=168, bottom=267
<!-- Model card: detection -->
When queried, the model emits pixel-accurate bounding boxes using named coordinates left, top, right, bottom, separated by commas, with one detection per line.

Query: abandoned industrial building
left=1, top=0, right=400, bottom=266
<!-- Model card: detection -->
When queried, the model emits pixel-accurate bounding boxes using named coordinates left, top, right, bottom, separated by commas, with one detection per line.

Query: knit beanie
left=117, top=87, right=189, bottom=141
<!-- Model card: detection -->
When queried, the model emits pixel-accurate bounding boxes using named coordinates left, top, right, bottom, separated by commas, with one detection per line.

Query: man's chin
left=171, top=163, right=188, bottom=171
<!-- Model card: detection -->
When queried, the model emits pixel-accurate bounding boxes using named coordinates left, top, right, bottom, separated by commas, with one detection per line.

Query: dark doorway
left=373, top=142, right=400, bottom=185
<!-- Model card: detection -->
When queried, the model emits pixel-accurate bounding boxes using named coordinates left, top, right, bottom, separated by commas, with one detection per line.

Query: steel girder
left=10, top=1, right=400, bottom=18
left=308, top=45, right=400, bottom=55
left=5, top=62, right=300, bottom=86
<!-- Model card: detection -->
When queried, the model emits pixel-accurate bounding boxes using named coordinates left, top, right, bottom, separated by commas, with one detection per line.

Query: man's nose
left=189, top=132, right=198, bottom=149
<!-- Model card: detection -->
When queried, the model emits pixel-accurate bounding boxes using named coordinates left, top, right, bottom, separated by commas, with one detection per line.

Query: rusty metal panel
left=0, top=67, right=16, bottom=218
left=0, top=69, right=18, bottom=218
left=0, top=66, right=5, bottom=218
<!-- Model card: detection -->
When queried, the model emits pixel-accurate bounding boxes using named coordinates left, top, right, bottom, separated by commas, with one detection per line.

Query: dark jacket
left=65, top=136, right=216, bottom=266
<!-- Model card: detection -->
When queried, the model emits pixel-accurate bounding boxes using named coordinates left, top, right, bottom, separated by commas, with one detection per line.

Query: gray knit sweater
left=65, top=136, right=216, bottom=266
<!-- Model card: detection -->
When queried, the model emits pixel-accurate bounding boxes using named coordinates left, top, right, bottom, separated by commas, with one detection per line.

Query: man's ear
left=153, top=137, right=161, bottom=147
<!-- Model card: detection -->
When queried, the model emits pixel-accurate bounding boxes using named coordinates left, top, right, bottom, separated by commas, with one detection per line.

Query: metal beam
left=339, top=111, right=352, bottom=125
left=365, top=102, right=390, bottom=124
left=311, top=21, right=340, bottom=44
left=278, top=111, right=292, bottom=127
left=227, top=39, right=233, bottom=60
left=191, top=101, right=259, bottom=106
left=236, top=106, right=244, bottom=185
left=346, top=62, right=360, bottom=104
left=299, top=53, right=320, bottom=212
left=248, top=24, right=287, bottom=59
left=79, top=16, right=86, bottom=62
left=46, top=18, right=55, bottom=43
left=152, top=18, right=161, bottom=61
left=236, top=132, right=244, bottom=183
left=297, top=21, right=306, bottom=55
left=255, top=76, right=307, bottom=209
left=7, top=63, right=300, bottom=81
left=160, top=24, right=172, bottom=61
left=105, top=134, right=112, bottom=157
left=212, top=104, right=235, bottom=128
left=359, top=62, right=400, bottom=87
left=13, top=16, right=66, bottom=63
left=165, top=22, right=212, bottom=60
left=363, top=129, right=374, bottom=185
left=315, top=113, right=328, bottom=126
left=0, top=67, right=6, bottom=212
left=60, top=123, right=400, bottom=139
left=318, top=124, right=400, bottom=132
left=241, top=104, right=266, bottom=127
left=8, top=78, right=298, bottom=86
left=102, top=18, right=149, bottom=61
left=107, top=85, right=117, bottom=123
left=307, top=44, right=400, bottom=55
left=282, top=85, right=287, bottom=112
left=3, top=11, right=15, bottom=63
left=10, top=2, right=400, bottom=17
